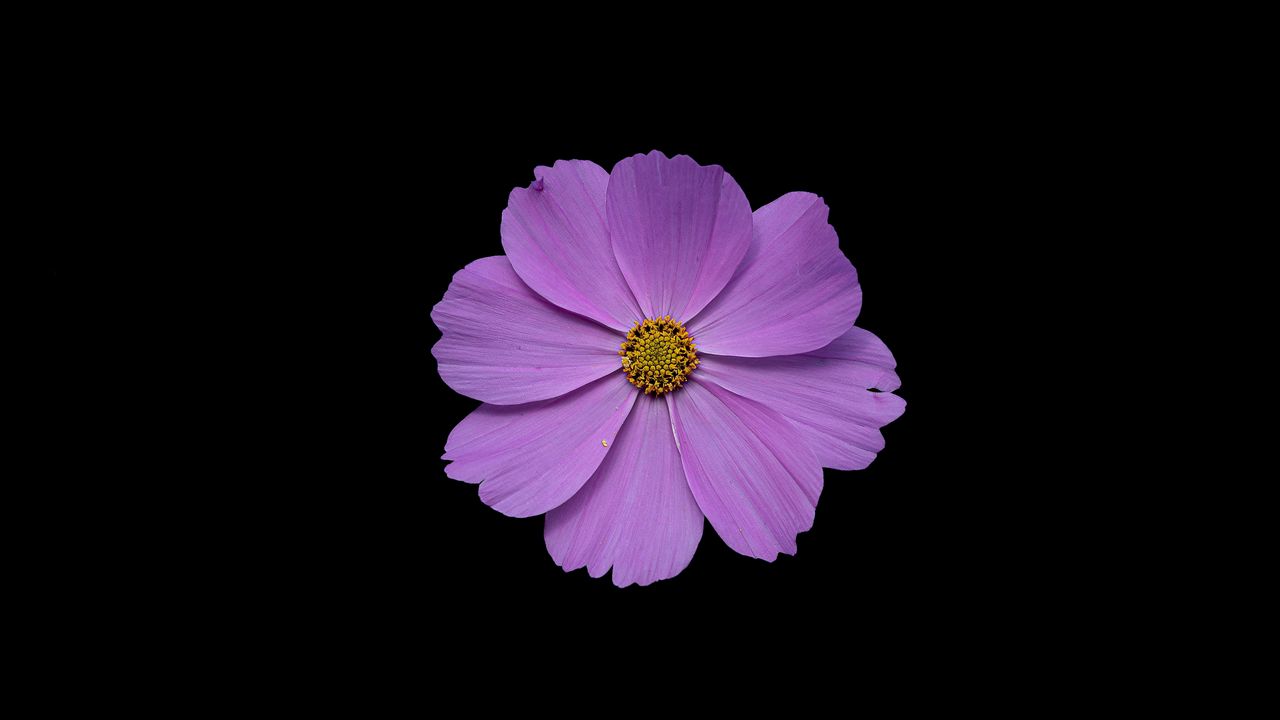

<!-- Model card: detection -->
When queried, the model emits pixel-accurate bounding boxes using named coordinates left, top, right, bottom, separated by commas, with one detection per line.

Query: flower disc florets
left=619, top=316, right=699, bottom=395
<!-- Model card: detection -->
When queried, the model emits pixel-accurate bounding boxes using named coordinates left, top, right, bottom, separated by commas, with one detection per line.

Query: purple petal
left=443, top=373, right=637, bottom=518
left=696, top=327, right=905, bottom=471
left=667, top=379, right=822, bottom=561
left=501, top=160, right=644, bottom=331
left=607, top=151, right=752, bottom=322
left=687, top=192, right=861, bottom=357
left=803, top=326, right=902, bottom=392
left=544, top=396, right=703, bottom=587
left=431, top=257, right=622, bottom=405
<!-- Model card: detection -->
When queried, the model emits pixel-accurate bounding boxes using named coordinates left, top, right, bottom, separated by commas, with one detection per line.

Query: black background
left=44, top=91, right=1058, bottom=655
left=27, top=26, right=1172, bottom=690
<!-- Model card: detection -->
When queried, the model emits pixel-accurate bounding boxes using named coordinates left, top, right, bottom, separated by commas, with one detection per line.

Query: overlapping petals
left=442, top=373, right=636, bottom=517
left=431, top=257, right=621, bottom=405
left=697, top=327, right=905, bottom=471
left=501, top=160, right=643, bottom=331
left=434, top=152, right=904, bottom=586
left=545, top=397, right=703, bottom=587
left=667, top=380, right=823, bottom=561
left=689, top=192, right=861, bottom=357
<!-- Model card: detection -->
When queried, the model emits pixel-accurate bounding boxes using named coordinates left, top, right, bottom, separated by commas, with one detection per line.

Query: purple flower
left=432, top=151, right=905, bottom=587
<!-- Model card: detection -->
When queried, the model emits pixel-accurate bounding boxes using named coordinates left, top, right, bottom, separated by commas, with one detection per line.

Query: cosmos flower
left=432, top=151, right=904, bottom=587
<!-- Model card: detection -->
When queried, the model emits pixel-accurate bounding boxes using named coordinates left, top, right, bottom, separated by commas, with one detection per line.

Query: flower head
left=432, top=151, right=905, bottom=587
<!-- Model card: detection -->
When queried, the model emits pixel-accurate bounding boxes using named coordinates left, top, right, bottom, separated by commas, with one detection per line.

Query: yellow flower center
left=619, top=316, right=699, bottom=396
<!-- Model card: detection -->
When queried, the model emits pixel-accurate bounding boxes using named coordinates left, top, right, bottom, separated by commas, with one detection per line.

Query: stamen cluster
left=619, top=316, right=699, bottom=395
